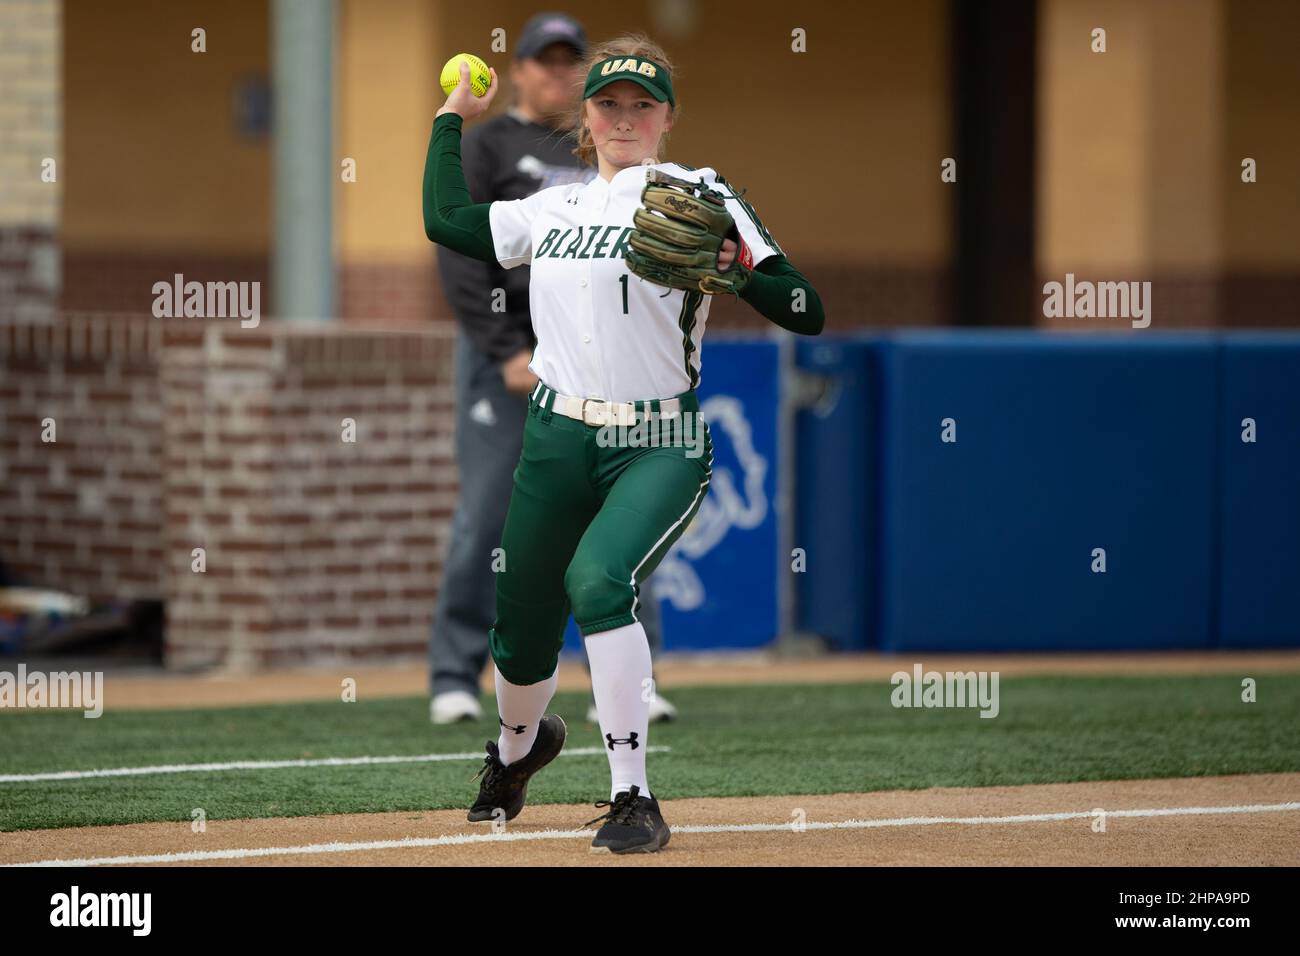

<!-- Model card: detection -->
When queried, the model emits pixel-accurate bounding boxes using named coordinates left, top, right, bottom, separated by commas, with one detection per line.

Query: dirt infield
left=3, top=773, right=1297, bottom=867
left=97, top=649, right=1300, bottom=710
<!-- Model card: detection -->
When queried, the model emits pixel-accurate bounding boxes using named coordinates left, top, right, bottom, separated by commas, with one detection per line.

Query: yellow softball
left=440, top=53, right=491, bottom=98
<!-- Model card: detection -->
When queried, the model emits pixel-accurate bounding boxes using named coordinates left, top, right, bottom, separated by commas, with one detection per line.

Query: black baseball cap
left=514, top=12, right=587, bottom=61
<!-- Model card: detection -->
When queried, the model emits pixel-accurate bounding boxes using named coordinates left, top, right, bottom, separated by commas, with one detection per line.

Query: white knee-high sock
left=584, top=621, right=653, bottom=800
left=494, top=666, right=558, bottom=766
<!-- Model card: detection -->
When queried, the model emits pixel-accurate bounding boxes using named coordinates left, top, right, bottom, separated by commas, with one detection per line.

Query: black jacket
left=436, top=110, right=594, bottom=363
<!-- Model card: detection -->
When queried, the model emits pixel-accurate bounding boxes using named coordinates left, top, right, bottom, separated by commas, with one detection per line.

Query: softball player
left=423, top=35, right=824, bottom=853
left=430, top=15, right=676, bottom=729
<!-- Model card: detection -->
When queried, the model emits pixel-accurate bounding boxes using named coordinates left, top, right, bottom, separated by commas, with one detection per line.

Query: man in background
left=430, top=12, right=675, bottom=726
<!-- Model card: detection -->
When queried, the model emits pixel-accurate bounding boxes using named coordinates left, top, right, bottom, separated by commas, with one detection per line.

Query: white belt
left=531, top=382, right=682, bottom=428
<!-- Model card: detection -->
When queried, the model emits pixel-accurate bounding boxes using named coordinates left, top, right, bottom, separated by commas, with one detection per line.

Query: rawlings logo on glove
left=624, top=169, right=753, bottom=297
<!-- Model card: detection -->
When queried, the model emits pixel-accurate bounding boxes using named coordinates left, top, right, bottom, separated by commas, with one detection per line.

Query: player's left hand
left=625, top=171, right=753, bottom=297
left=718, top=238, right=737, bottom=272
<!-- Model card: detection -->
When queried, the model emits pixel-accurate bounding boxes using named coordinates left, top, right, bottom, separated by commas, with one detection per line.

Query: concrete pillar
left=272, top=0, right=335, bottom=321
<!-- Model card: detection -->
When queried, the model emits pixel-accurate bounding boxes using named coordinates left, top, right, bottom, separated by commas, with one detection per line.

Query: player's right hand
left=437, top=61, right=498, bottom=121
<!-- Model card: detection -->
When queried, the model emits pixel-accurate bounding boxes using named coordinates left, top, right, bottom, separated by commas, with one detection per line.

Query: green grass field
left=1, top=674, right=1296, bottom=832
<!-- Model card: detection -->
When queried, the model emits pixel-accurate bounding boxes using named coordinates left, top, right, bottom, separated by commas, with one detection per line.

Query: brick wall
left=0, top=316, right=164, bottom=596
left=60, top=250, right=269, bottom=316
left=1, top=313, right=457, bottom=668
left=339, top=260, right=443, bottom=326
left=160, top=320, right=457, bottom=668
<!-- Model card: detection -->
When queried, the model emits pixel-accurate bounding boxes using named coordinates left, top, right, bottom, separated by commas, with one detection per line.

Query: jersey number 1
left=619, top=274, right=629, bottom=314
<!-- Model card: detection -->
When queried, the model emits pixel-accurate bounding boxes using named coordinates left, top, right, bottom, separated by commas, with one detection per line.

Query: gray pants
left=430, top=335, right=662, bottom=697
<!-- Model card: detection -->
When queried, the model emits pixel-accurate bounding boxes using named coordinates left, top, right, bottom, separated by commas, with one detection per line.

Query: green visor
left=582, top=55, right=675, bottom=107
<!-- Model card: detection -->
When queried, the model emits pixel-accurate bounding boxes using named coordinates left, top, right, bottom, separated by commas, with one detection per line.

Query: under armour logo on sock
left=499, top=717, right=526, bottom=735
left=605, top=732, right=639, bottom=750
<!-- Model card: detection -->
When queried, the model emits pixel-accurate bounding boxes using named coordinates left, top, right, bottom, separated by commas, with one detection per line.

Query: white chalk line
left=7, top=801, right=1298, bottom=867
left=0, top=746, right=671, bottom=784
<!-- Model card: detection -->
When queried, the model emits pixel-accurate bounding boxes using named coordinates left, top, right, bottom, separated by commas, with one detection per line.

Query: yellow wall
left=62, top=0, right=270, bottom=254
left=58, top=0, right=1298, bottom=288
left=1146, top=0, right=1223, bottom=273
left=62, top=0, right=950, bottom=271
left=1038, top=0, right=1152, bottom=274
left=336, top=0, right=437, bottom=264
left=376, top=0, right=952, bottom=268
left=1039, top=0, right=1299, bottom=279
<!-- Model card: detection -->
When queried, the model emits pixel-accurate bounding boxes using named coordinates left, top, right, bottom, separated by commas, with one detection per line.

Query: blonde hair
left=570, top=34, right=678, bottom=168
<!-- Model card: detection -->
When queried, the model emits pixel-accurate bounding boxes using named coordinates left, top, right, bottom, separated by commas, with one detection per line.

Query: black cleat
left=583, top=785, right=671, bottom=854
left=466, top=714, right=566, bottom=823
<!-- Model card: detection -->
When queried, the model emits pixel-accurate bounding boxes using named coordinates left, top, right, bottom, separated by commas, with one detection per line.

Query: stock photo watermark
left=151, top=273, right=261, bottom=328
left=593, top=409, right=707, bottom=459
left=890, top=664, right=1000, bottom=718
left=1042, top=273, right=1151, bottom=329
left=0, top=664, right=103, bottom=718
left=49, top=886, right=151, bottom=936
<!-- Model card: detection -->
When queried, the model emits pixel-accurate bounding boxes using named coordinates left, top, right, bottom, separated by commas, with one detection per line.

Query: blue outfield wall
left=795, top=331, right=1300, bottom=652
left=795, top=337, right=878, bottom=651
left=876, top=332, right=1219, bottom=652
left=554, top=331, right=1298, bottom=654
left=1218, top=336, right=1300, bottom=647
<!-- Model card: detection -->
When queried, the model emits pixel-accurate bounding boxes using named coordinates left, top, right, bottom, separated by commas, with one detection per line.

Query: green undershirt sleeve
left=739, top=255, right=826, bottom=335
left=422, top=112, right=497, bottom=263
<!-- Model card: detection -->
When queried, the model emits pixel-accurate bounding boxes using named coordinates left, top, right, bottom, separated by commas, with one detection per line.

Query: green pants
left=488, top=384, right=713, bottom=686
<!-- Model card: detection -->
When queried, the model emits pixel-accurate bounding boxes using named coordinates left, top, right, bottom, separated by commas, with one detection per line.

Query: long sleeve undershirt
left=422, top=112, right=825, bottom=336
left=738, top=255, right=825, bottom=335
left=422, top=112, right=496, bottom=261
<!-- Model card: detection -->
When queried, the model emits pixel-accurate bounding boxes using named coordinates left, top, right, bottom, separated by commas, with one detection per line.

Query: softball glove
left=625, top=169, right=753, bottom=297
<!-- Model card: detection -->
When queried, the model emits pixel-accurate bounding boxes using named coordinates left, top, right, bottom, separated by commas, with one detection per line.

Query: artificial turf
left=1, top=673, right=1296, bottom=832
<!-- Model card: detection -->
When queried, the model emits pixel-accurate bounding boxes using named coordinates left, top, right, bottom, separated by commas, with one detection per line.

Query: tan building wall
left=54, top=0, right=953, bottom=325
left=336, top=0, right=437, bottom=264
left=1037, top=0, right=1299, bottom=327
left=335, top=0, right=439, bottom=323
left=337, top=0, right=952, bottom=326
left=56, top=0, right=1293, bottom=328
left=378, top=0, right=952, bottom=267
left=0, top=0, right=62, bottom=320
left=1037, top=0, right=1223, bottom=321
left=62, top=0, right=271, bottom=254
left=1223, top=0, right=1300, bottom=272
left=1146, top=0, right=1223, bottom=275
left=60, top=0, right=271, bottom=314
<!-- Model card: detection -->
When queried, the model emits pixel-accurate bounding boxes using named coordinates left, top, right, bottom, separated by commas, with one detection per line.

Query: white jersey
left=488, top=162, right=784, bottom=402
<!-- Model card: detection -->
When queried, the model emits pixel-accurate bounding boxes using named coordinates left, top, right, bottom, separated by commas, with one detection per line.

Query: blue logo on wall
left=656, top=394, right=769, bottom=611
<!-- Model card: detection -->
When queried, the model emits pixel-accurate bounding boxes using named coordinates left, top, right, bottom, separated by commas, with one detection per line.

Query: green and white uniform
left=424, top=111, right=821, bottom=685
left=490, top=160, right=784, bottom=399
left=424, top=106, right=822, bottom=805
